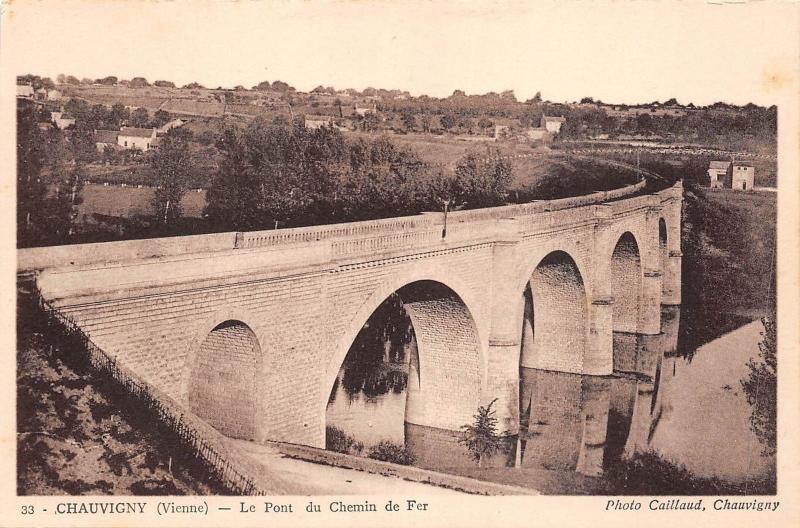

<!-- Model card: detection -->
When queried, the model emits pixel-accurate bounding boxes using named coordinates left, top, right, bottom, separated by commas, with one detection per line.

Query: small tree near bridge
left=460, top=398, right=504, bottom=467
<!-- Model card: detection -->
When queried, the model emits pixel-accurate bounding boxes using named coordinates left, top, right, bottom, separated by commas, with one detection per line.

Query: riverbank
left=679, top=184, right=776, bottom=354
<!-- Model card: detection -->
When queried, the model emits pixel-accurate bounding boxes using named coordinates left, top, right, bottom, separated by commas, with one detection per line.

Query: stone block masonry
left=27, top=181, right=683, bottom=449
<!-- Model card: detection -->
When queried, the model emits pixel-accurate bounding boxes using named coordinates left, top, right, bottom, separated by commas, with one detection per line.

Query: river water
left=325, top=304, right=776, bottom=488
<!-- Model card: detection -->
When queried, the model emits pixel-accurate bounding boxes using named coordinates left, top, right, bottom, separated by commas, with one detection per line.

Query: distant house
left=731, top=160, right=755, bottom=191
left=304, top=115, right=335, bottom=130
left=46, top=89, right=63, bottom=101
left=354, top=102, right=376, bottom=117
left=50, top=111, right=76, bottom=130
left=34, top=88, right=48, bottom=100
left=707, top=160, right=755, bottom=190
left=95, top=130, right=120, bottom=152
left=708, top=160, right=729, bottom=189
left=541, top=115, right=566, bottom=134
left=118, top=127, right=157, bottom=150
left=494, top=125, right=511, bottom=140
left=17, top=84, right=34, bottom=99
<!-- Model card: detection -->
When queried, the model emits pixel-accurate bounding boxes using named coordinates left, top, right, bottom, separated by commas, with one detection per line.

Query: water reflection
left=326, top=304, right=774, bottom=486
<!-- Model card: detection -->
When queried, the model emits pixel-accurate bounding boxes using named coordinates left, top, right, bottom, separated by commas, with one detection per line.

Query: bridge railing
left=236, top=213, right=435, bottom=250
left=18, top=177, right=669, bottom=273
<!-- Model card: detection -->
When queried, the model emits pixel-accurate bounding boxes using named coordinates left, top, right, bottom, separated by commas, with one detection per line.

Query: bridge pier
left=586, top=205, right=616, bottom=375
left=639, top=198, right=665, bottom=335
left=485, top=219, right=525, bottom=436
left=662, top=182, right=683, bottom=305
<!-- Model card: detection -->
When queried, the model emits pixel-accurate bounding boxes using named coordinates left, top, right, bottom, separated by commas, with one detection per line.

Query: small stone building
left=730, top=161, right=755, bottom=191
left=707, top=160, right=755, bottom=190
left=707, top=160, right=729, bottom=189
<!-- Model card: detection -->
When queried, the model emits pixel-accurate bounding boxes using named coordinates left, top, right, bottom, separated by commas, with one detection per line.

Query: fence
left=30, top=285, right=265, bottom=496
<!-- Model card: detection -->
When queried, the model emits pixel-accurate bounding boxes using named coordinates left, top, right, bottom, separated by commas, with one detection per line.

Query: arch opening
left=325, top=280, right=482, bottom=457
left=659, top=218, right=669, bottom=297
left=611, top=232, right=642, bottom=334
left=187, top=320, right=260, bottom=440
left=519, top=250, right=589, bottom=372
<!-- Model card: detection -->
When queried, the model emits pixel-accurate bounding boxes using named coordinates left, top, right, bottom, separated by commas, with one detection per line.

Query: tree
left=531, top=91, right=543, bottom=103
left=154, top=80, right=176, bottom=88
left=110, top=103, right=130, bottom=127
left=130, top=107, right=150, bottom=128
left=360, top=112, right=380, bottom=132
left=129, top=77, right=150, bottom=88
left=459, top=398, right=504, bottom=467
left=420, top=113, right=432, bottom=133
left=151, top=136, right=194, bottom=227
left=271, top=80, right=292, bottom=92
left=254, top=80, right=271, bottom=91
left=98, top=76, right=118, bottom=85
left=741, top=316, right=777, bottom=456
left=440, top=113, right=457, bottom=131
left=56, top=73, right=66, bottom=84
left=65, top=75, right=80, bottom=85
left=153, top=109, right=171, bottom=128
left=17, top=106, right=48, bottom=246
left=183, top=82, right=205, bottom=89
left=453, top=149, right=512, bottom=208
left=401, top=111, right=416, bottom=132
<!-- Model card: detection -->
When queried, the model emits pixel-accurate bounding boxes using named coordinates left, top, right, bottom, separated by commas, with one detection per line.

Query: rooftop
left=120, top=127, right=155, bottom=138
left=95, top=130, right=119, bottom=144
left=709, top=160, right=730, bottom=169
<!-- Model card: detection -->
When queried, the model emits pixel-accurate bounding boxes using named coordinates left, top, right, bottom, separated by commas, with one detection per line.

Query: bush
left=367, top=440, right=415, bottom=465
left=604, top=450, right=775, bottom=495
left=325, top=426, right=363, bottom=456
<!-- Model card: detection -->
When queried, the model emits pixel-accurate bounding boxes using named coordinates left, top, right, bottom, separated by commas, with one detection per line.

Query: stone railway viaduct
left=20, top=178, right=683, bottom=449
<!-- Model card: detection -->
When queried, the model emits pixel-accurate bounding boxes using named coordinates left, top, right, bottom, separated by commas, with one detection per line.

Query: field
left=76, top=184, right=207, bottom=220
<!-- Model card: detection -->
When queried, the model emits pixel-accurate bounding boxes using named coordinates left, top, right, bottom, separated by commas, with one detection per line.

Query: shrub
left=367, top=440, right=415, bottom=465
left=460, top=398, right=504, bottom=467
left=325, top=426, right=364, bottom=456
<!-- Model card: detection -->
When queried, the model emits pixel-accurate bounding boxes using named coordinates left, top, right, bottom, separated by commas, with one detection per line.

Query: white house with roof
left=354, top=102, right=376, bottom=117
left=708, top=160, right=729, bottom=189
left=304, top=115, right=334, bottom=130
left=118, top=127, right=157, bottom=150
left=17, top=84, right=34, bottom=99
left=50, top=112, right=76, bottom=130
left=541, top=115, right=566, bottom=134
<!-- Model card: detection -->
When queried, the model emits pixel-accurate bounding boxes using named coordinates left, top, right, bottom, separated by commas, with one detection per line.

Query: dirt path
left=226, top=439, right=463, bottom=495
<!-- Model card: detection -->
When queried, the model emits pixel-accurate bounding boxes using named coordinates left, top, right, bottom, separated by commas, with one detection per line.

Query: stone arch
left=323, top=275, right=484, bottom=439
left=659, top=218, right=669, bottom=297
left=185, top=319, right=262, bottom=440
left=520, top=250, right=589, bottom=373
left=610, top=232, right=642, bottom=334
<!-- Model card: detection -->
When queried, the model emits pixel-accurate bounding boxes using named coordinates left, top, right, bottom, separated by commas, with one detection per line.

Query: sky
left=1, top=1, right=798, bottom=106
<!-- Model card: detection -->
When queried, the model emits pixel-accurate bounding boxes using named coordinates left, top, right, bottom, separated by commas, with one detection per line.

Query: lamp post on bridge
left=441, top=199, right=450, bottom=239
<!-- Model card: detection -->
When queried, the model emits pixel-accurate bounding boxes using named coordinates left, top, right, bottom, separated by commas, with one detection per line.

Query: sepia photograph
left=1, top=0, right=798, bottom=526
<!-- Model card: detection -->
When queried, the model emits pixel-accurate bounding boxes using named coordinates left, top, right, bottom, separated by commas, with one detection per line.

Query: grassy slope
left=679, top=185, right=776, bottom=352
left=16, top=286, right=226, bottom=495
